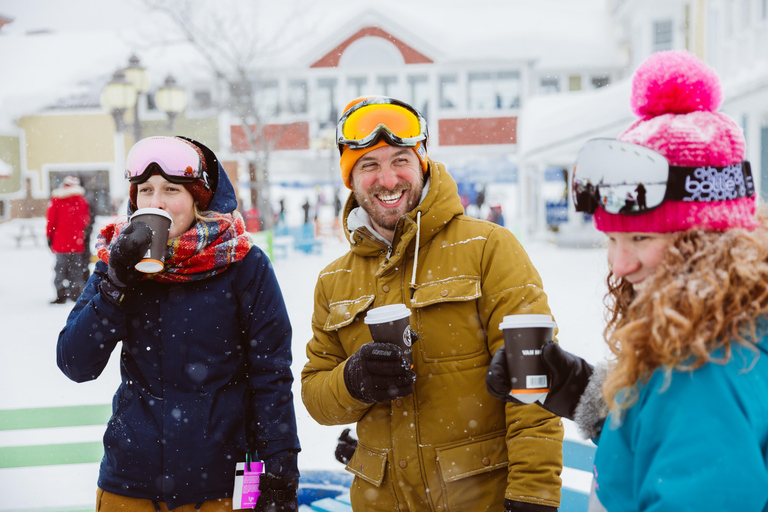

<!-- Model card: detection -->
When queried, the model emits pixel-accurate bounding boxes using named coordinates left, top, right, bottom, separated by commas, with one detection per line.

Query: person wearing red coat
left=46, top=175, right=90, bottom=304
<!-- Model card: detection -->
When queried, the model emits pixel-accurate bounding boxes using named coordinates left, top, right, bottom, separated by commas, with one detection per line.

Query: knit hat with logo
left=338, top=96, right=429, bottom=189
left=594, top=50, right=758, bottom=233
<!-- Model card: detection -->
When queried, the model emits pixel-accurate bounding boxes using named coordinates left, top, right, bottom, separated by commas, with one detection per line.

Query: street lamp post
left=155, top=75, right=188, bottom=131
left=101, top=55, right=188, bottom=205
left=122, top=54, right=150, bottom=142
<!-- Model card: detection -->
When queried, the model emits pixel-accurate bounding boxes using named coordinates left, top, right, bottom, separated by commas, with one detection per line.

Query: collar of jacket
left=52, top=185, right=85, bottom=199
left=342, top=159, right=464, bottom=268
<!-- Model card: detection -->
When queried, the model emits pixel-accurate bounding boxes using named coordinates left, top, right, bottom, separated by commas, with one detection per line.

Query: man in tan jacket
left=301, top=96, right=563, bottom=511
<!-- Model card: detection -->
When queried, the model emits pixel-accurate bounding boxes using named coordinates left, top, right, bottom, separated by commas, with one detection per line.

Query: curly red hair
left=602, top=211, right=768, bottom=412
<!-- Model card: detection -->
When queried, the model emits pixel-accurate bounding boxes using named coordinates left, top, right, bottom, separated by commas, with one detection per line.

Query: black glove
left=47, top=237, right=52, bottom=249
left=343, top=342, right=416, bottom=403
left=253, top=473, right=298, bottom=512
left=486, top=342, right=593, bottom=421
left=504, top=498, right=557, bottom=512
left=99, top=221, right=152, bottom=306
left=335, top=428, right=358, bottom=465
left=539, top=341, right=594, bottom=420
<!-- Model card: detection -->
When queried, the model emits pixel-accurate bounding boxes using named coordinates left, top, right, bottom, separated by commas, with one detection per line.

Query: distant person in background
left=332, top=188, right=344, bottom=241
left=278, top=198, right=287, bottom=226
left=46, top=174, right=90, bottom=304
left=487, top=202, right=504, bottom=226
left=302, top=197, right=311, bottom=224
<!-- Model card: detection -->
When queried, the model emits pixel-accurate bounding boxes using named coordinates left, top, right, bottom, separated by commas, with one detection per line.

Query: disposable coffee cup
left=499, top=314, right=556, bottom=404
left=364, top=304, right=415, bottom=367
left=130, top=208, right=173, bottom=273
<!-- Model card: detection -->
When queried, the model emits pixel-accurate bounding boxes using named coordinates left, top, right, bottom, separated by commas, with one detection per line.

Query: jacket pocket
left=411, top=277, right=486, bottom=362
left=345, top=442, right=388, bottom=487
left=434, top=432, right=508, bottom=510
left=435, top=431, right=508, bottom=482
left=324, top=295, right=375, bottom=331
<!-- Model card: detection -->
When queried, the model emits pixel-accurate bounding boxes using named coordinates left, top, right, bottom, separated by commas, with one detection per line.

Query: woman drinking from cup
left=487, top=51, right=768, bottom=510
left=57, top=136, right=300, bottom=512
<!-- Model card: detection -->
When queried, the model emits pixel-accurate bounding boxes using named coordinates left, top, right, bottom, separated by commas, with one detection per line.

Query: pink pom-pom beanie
left=593, top=50, right=758, bottom=233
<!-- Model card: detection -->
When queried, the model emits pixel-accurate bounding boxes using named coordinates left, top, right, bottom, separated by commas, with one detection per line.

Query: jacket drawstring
left=410, top=210, right=422, bottom=299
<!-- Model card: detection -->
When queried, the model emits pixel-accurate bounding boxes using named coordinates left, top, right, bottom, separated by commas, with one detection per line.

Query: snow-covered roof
left=519, top=78, right=634, bottom=163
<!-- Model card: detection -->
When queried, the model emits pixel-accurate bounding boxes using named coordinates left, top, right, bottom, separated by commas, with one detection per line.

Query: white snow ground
left=0, top=215, right=609, bottom=510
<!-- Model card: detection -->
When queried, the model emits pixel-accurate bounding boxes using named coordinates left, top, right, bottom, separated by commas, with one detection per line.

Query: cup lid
left=364, top=304, right=411, bottom=324
left=131, top=207, right=174, bottom=226
left=499, top=314, right=556, bottom=329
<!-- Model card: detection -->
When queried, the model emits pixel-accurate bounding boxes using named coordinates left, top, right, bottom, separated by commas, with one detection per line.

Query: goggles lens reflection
left=572, top=138, right=670, bottom=215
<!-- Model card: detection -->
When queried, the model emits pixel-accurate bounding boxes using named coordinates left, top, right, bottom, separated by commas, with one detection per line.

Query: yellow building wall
left=16, top=112, right=119, bottom=193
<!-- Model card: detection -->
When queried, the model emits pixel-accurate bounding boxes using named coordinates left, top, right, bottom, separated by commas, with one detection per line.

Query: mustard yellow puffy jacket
left=301, top=161, right=563, bottom=511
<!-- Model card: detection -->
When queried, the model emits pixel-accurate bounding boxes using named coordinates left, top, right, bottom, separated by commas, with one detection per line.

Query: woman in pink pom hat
left=486, top=50, right=768, bottom=510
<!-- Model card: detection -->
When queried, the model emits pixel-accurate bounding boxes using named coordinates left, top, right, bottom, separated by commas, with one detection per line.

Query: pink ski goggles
left=125, top=136, right=205, bottom=184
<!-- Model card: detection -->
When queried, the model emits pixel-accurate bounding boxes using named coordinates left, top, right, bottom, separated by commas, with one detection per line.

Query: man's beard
left=354, top=182, right=422, bottom=232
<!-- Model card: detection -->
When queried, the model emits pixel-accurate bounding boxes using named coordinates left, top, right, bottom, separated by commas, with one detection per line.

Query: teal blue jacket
left=594, top=337, right=768, bottom=511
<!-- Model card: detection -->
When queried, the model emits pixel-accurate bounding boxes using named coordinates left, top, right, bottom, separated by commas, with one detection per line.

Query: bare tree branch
left=137, top=0, right=317, bottom=231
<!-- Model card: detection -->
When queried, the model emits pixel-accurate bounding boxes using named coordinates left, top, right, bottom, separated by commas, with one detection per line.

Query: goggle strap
left=664, top=162, right=754, bottom=202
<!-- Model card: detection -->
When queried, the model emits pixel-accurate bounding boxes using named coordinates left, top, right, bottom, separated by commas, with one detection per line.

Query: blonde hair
left=193, top=205, right=230, bottom=222
left=602, top=211, right=768, bottom=412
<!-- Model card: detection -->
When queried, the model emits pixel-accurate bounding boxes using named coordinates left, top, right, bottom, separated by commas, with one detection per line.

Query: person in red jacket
left=46, top=175, right=90, bottom=304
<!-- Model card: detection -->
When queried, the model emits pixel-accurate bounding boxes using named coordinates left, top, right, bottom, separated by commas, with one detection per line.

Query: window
left=257, top=80, right=279, bottom=116
left=496, top=71, right=521, bottom=108
left=468, top=72, right=494, bottom=110
left=408, top=75, right=429, bottom=120
left=539, top=76, right=560, bottom=94
left=0, top=200, right=6, bottom=219
left=440, top=75, right=459, bottom=109
left=376, top=76, right=397, bottom=97
left=569, top=75, right=582, bottom=92
left=347, top=77, right=367, bottom=98
left=316, top=78, right=338, bottom=128
left=653, top=19, right=674, bottom=52
left=591, top=75, right=610, bottom=89
left=287, top=79, right=307, bottom=114
left=193, top=90, right=212, bottom=110
left=468, top=71, right=521, bottom=110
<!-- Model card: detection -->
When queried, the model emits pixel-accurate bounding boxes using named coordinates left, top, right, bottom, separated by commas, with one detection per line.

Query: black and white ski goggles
left=572, top=138, right=755, bottom=215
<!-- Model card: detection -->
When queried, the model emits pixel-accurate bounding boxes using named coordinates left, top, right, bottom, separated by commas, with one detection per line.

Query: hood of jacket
left=206, top=160, right=238, bottom=213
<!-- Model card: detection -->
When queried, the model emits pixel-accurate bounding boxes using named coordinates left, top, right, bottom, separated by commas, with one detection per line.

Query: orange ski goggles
left=336, top=97, right=428, bottom=156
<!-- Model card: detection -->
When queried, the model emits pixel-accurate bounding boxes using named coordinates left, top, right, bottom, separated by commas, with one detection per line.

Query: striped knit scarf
left=96, top=211, right=253, bottom=283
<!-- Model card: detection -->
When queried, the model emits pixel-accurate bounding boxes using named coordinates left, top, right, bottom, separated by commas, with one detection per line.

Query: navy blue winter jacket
left=56, top=162, right=300, bottom=509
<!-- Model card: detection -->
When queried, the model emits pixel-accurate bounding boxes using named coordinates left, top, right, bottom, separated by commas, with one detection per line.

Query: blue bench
left=275, top=224, right=323, bottom=254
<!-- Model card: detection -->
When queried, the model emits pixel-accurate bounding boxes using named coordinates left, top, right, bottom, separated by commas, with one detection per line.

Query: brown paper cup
left=130, top=208, right=173, bottom=273
left=364, top=304, right=415, bottom=367
left=499, top=314, right=556, bottom=404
